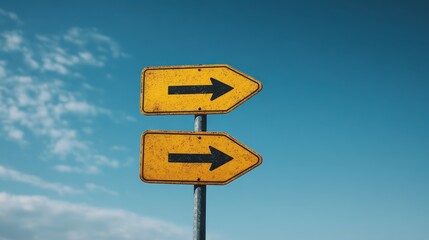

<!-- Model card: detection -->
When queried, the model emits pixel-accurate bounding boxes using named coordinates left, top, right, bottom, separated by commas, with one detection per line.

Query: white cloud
left=79, top=51, right=104, bottom=66
left=32, top=27, right=125, bottom=75
left=0, top=8, right=20, bottom=23
left=111, top=145, right=128, bottom=151
left=23, top=51, right=39, bottom=68
left=0, top=9, right=126, bottom=173
left=0, top=60, right=111, bottom=172
left=124, top=157, right=136, bottom=167
left=1, top=31, right=23, bottom=51
left=82, top=127, right=93, bottom=134
left=0, top=165, right=80, bottom=195
left=93, top=155, right=119, bottom=168
left=0, top=31, right=39, bottom=70
left=126, top=115, right=137, bottom=122
left=63, top=27, right=126, bottom=58
left=1, top=18, right=124, bottom=74
left=0, top=75, right=101, bottom=158
left=85, top=183, right=118, bottom=196
left=0, top=60, right=6, bottom=78
left=53, top=165, right=99, bottom=174
left=52, top=155, right=119, bottom=172
left=4, top=126, right=24, bottom=141
left=0, top=73, right=117, bottom=173
left=51, top=130, right=87, bottom=156
left=42, top=57, right=69, bottom=74
left=63, top=101, right=98, bottom=115
left=0, top=192, right=190, bottom=240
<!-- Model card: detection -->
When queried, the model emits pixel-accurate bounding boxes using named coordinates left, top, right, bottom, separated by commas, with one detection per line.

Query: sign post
left=194, top=114, right=206, bottom=240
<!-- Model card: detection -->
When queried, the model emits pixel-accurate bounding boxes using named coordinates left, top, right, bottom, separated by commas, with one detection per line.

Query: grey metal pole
left=194, top=114, right=207, bottom=240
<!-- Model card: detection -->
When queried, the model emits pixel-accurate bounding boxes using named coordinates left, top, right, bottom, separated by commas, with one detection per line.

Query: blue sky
left=0, top=1, right=428, bottom=239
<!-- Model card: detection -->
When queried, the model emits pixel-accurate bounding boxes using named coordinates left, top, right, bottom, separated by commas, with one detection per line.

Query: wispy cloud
left=0, top=8, right=21, bottom=23
left=126, top=115, right=138, bottom=122
left=53, top=165, right=99, bottom=174
left=0, top=10, right=126, bottom=173
left=93, top=155, right=119, bottom=168
left=111, top=145, right=128, bottom=151
left=63, top=27, right=127, bottom=58
left=0, top=60, right=6, bottom=77
left=0, top=165, right=119, bottom=197
left=0, top=30, right=39, bottom=69
left=0, top=30, right=23, bottom=51
left=33, top=27, right=126, bottom=75
left=3, top=125, right=24, bottom=142
left=0, top=27, right=126, bottom=75
left=0, top=165, right=80, bottom=195
left=0, top=192, right=190, bottom=240
left=0, top=75, right=103, bottom=157
left=85, top=183, right=118, bottom=196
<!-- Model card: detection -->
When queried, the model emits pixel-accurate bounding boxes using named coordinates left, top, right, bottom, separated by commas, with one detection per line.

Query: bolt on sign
left=140, top=130, right=262, bottom=185
left=140, top=64, right=262, bottom=115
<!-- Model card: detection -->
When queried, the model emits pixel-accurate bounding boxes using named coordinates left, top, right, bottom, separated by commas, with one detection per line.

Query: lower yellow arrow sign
left=140, top=130, right=262, bottom=185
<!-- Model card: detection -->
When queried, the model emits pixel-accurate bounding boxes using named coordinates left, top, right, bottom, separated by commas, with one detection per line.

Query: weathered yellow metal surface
left=140, top=130, right=262, bottom=185
left=140, top=64, right=262, bottom=115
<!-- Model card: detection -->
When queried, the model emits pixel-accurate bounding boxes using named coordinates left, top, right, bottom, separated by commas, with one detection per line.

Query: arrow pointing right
left=168, top=146, right=234, bottom=171
left=168, top=78, right=234, bottom=101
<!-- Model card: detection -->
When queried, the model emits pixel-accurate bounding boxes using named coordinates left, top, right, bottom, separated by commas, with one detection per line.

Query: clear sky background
left=0, top=1, right=428, bottom=239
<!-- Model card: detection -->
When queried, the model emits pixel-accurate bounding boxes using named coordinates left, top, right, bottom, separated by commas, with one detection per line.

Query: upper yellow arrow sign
left=140, top=64, right=262, bottom=115
left=140, top=130, right=262, bottom=185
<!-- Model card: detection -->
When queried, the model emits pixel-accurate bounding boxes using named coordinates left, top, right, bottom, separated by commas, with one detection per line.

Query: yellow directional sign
left=140, top=64, right=262, bottom=115
left=140, top=130, right=262, bottom=185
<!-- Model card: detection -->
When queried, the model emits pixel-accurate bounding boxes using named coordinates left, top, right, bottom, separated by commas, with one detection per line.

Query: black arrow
left=168, top=146, right=233, bottom=171
left=168, top=78, right=234, bottom=101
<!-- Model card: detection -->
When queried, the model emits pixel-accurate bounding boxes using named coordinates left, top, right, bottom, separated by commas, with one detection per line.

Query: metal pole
left=194, top=114, right=207, bottom=240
